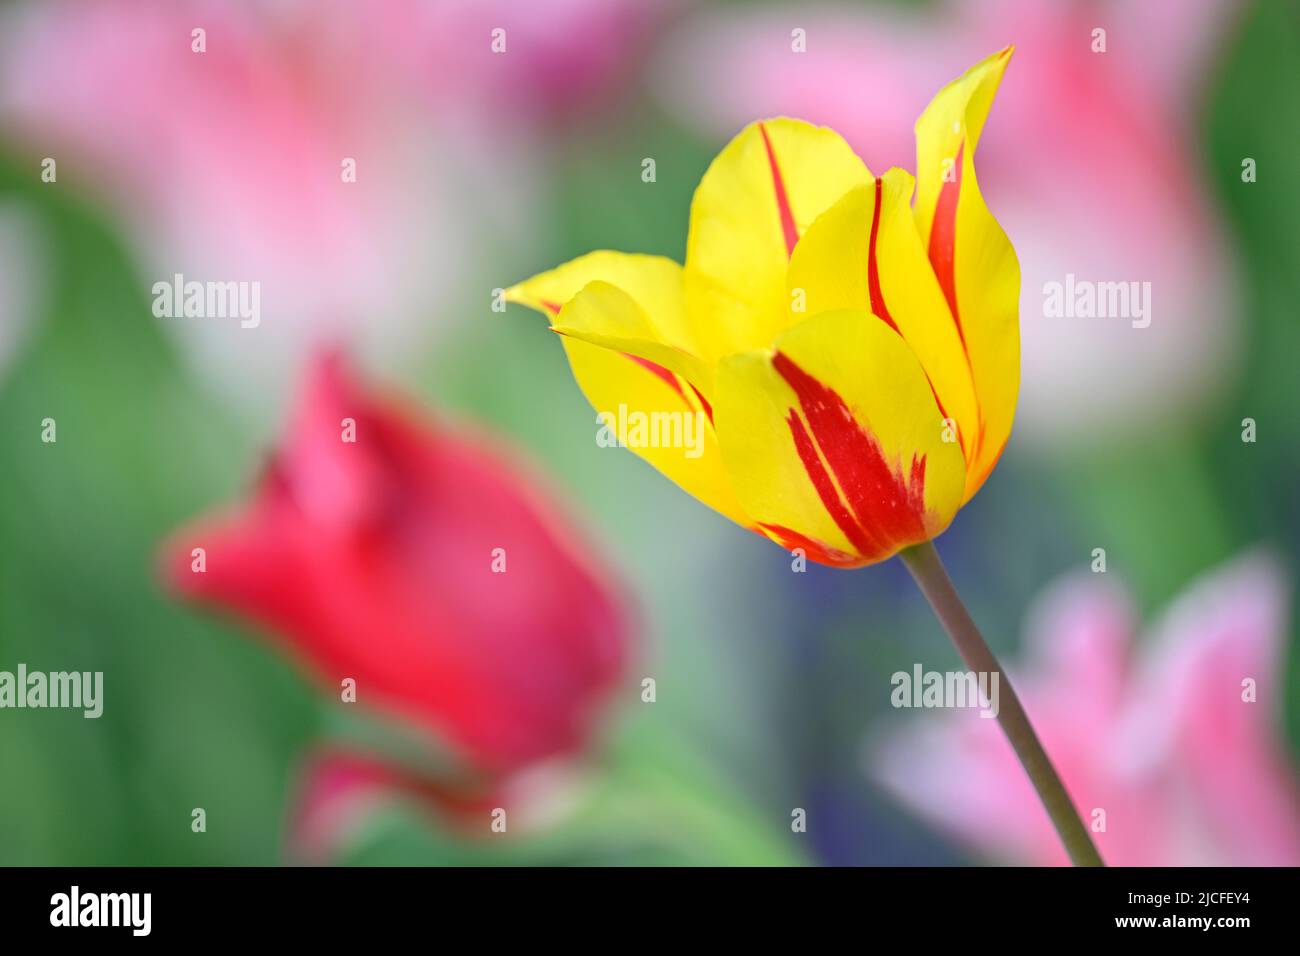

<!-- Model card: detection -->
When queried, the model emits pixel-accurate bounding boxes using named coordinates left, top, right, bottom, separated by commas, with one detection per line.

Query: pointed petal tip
left=156, top=522, right=221, bottom=602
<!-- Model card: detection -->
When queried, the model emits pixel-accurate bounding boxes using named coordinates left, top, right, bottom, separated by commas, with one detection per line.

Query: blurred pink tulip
left=655, top=0, right=1239, bottom=444
left=870, top=553, right=1300, bottom=866
left=0, top=0, right=667, bottom=409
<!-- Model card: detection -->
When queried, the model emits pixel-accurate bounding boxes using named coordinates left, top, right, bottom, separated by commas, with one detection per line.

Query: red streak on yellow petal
left=688, top=382, right=715, bottom=424
left=759, top=122, right=799, bottom=258
left=784, top=406, right=881, bottom=557
left=867, top=177, right=900, bottom=334
left=541, top=298, right=711, bottom=425
left=925, top=143, right=985, bottom=467
left=624, top=352, right=688, bottom=402
left=757, top=522, right=862, bottom=568
left=773, top=351, right=930, bottom=561
left=928, top=142, right=967, bottom=357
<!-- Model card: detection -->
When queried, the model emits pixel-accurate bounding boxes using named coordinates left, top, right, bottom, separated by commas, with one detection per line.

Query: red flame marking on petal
left=757, top=523, right=863, bottom=568
left=773, top=352, right=930, bottom=559
left=867, top=177, right=900, bottom=334
left=928, top=142, right=968, bottom=359
left=759, top=122, right=799, bottom=258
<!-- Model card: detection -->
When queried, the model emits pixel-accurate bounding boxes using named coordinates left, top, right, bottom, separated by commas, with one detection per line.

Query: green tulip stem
left=899, top=540, right=1105, bottom=867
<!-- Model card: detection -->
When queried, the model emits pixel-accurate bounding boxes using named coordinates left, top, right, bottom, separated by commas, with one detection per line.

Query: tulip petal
left=787, top=169, right=981, bottom=471
left=505, top=250, right=699, bottom=354
left=914, top=47, right=1020, bottom=501
left=508, top=258, right=750, bottom=528
left=714, top=310, right=965, bottom=567
left=684, top=118, right=871, bottom=360
left=506, top=251, right=712, bottom=419
left=553, top=281, right=716, bottom=400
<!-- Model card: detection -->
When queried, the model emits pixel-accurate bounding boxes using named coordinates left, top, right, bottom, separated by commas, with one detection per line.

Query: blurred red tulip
left=288, top=744, right=592, bottom=861
left=162, top=353, right=628, bottom=776
left=289, top=747, right=492, bottom=861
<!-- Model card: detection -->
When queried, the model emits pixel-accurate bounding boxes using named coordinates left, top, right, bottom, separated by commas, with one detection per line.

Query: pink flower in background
left=162, top=353, right=629, bottom=778
left=655, top=0, right=1239, bottom=444
left=0, top=0, right=668, bottom=411
left=425, top=0, right=677, bottom=120
left=870, top=553, right=1300, bottom=866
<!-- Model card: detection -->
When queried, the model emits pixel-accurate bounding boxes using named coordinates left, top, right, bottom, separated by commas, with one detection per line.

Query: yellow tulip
left=508, top=49, right=1019, bottom=569
left=507, top=47, right=1106, bottom=867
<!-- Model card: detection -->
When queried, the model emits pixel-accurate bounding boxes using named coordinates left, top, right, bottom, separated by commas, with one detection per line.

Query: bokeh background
left=0, top=0, right=1296, bottom=865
